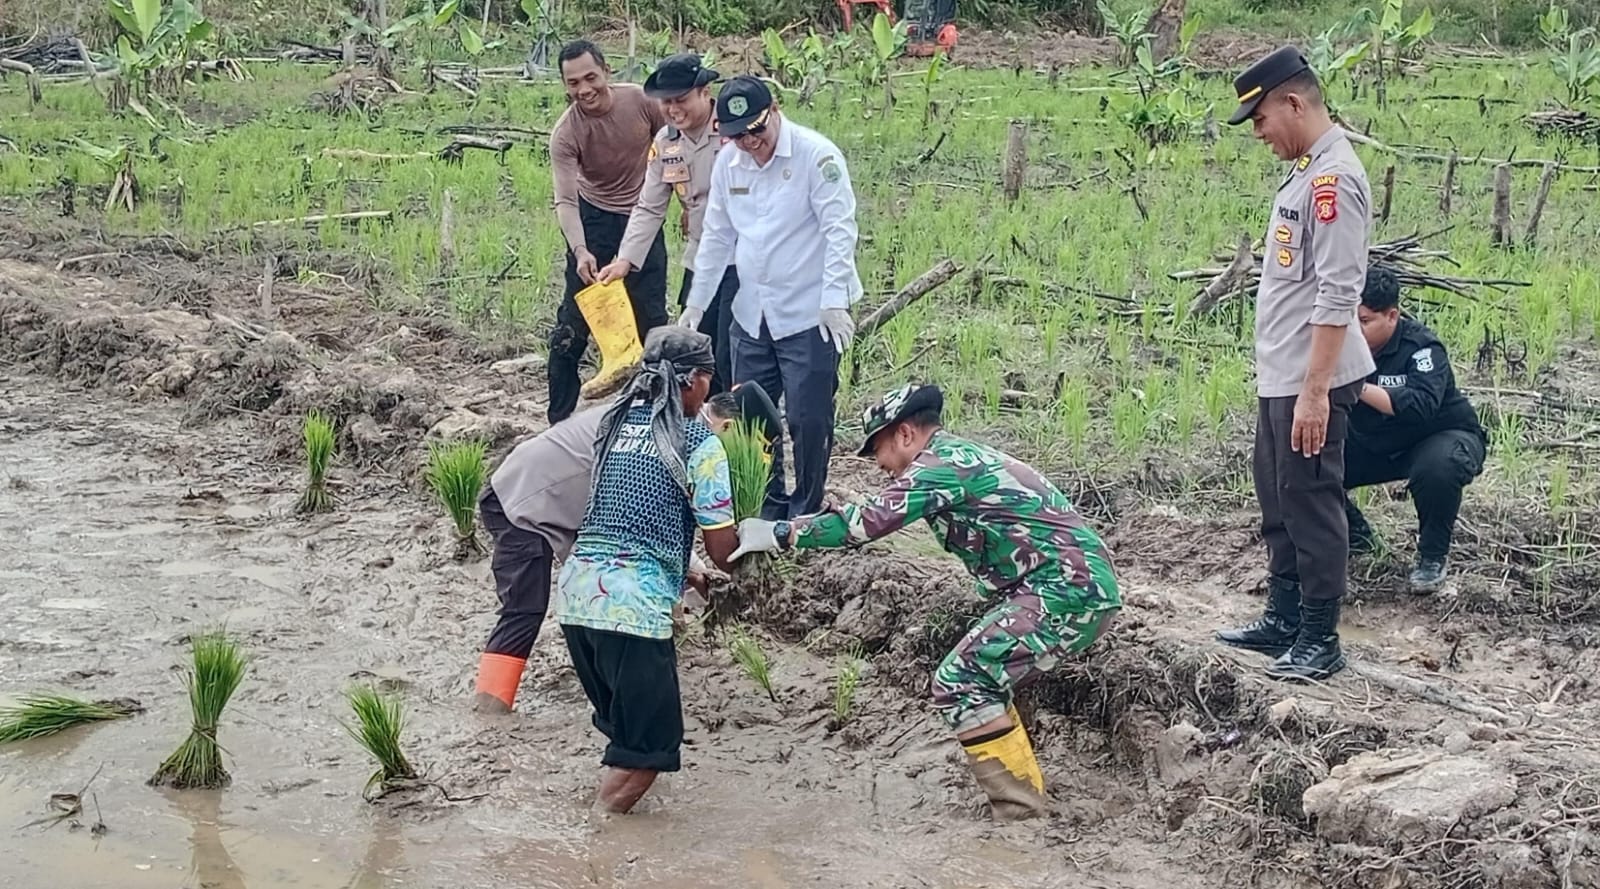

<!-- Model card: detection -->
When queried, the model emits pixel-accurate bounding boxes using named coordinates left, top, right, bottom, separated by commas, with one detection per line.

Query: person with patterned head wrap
left=552, top=326, right=738, bottom=814
left=729, top=383, right=1122, bottom=822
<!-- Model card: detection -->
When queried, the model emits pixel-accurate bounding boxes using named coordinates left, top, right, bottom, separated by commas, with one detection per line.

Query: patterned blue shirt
left=555, top=403, right=734, bottom=639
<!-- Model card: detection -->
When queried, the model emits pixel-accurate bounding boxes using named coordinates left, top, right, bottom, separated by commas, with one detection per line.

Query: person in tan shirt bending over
left=598, top=53, right=738, bottom=395
left=546, top=39, right=670, bottom=424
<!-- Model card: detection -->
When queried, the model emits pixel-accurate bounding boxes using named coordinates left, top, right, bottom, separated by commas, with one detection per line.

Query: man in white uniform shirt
left=680, top=75, right=862, bottom=518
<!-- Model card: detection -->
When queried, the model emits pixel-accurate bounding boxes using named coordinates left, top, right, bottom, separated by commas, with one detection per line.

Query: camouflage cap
left=857, top=383, right=944, bottom=457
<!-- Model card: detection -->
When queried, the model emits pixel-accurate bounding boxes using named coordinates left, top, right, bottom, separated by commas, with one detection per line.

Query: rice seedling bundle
left=343, top=685, right=418, bottom=801
left=297, top=410, right=336, bottom=514
left=0, top=694, right=141, bottom=744
left=149, top=632, right=248, bottom=789
left=425, top=438, right=487, bottom=545
left=717, top=418, right=771, bottom=523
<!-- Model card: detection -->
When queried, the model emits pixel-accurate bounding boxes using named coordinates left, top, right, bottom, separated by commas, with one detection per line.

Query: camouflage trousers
left=931, top=591, right=1118, bottom=734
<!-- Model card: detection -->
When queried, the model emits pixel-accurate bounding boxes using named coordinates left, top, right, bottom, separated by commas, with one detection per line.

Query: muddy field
left=2, top=213, right=1599, bottom=888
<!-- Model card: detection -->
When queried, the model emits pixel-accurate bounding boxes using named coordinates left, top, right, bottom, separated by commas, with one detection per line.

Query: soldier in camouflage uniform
left=730, top=383, right=1121, bottom=820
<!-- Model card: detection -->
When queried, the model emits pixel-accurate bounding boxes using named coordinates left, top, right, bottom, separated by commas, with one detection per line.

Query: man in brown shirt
left=599, top=53, right=738, bottom=395
left=1216, top=46, right=1377, bottom=683
left=546, top=39, right=670, bottom=424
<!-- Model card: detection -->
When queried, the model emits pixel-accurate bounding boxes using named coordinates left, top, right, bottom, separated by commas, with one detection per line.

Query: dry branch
left=1346, top=662, right=1516, bottom=725
left=439, top=135, right=512, bottom=164
left=856, top=258, right=964, bottom=339
left=250, top=210, right=392, bottom=229
left=320, top=148, right=432, bottom=162
left=1526, top=109, right=1599, bottom=140
left=1178, top=229, right=1531, bottom=314
left=1344, top=129, right=1600, bottom=174
left=1188, top=234, right=1254, bottom=315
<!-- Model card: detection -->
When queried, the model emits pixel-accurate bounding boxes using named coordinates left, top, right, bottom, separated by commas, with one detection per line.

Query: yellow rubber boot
left=574, top=280, right=644, bottom=401
left=961, top=718, right=1048, bottom=821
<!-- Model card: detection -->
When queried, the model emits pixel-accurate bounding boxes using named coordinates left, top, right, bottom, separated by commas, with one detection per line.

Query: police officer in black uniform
left=1346, top=266, right=1488, bottom=592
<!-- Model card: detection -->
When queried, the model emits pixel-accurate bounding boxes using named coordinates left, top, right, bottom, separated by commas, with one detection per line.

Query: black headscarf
left=591, top=327, right=717, bottom=496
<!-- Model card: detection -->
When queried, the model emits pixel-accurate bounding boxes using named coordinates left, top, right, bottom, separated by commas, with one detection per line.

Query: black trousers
left=730, top=319, right=839, bottom=520
left=1345, top=428, right=1487, bottom=560
left=677, top=265, right=739, bottom=395
left=563, top=625, right=683, bottom=772
left=547, top=197, right=670, bottom=424
left=478, top=487, right=553, bottom=659
left=1253, top=380, right=1363, bottom=602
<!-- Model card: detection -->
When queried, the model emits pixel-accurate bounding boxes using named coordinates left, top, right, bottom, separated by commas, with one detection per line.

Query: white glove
left=689, top=552, right=709, bottom=574
left=730, top=517, right=783, bottom=561
left=818, top=308, right=855, bottom=353
left=679, top=306, right=705, bottom=329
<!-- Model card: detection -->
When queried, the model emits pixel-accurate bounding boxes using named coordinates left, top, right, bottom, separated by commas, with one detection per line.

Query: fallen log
left=856, top=258, right=963, bottom=339
left=1178, top=229, right=1532, bottom=314
left=438, top=134, right=513, bottom=164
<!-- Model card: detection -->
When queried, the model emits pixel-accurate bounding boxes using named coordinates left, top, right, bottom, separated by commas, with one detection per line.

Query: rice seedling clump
left=425, top=438, right=487, bottom=549
left=297, top=409, right=336, bottom=514
left=344, top=684, right=418, bottom=801
left=0, top=694, right=142, bottom=745
left=149, top=631, right=248, bottom=790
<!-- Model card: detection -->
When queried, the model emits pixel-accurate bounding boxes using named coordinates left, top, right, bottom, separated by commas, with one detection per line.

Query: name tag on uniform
left=661, top=155, right=689, bottom=184
left=729, top=186, right=750, bottom=195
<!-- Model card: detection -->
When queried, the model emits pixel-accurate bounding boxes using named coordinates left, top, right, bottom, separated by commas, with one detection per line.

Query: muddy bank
left=4, top=219, right=1599, bottom=888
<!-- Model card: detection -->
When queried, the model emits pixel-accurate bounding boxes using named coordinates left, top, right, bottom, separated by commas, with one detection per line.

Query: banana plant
left=105, top=0, right=213, bottom=104
left=1551, top=28, right=1600, bottom=105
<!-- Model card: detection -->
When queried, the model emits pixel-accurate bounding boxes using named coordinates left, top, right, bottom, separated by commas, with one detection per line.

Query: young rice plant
left=297, top=410, right=336, bottom=514
left=0, top=694, right=142, bottom=744
left=343, top=685, right=418, bottom=801
left=425, top=438, right=487, bottom=549
left=149, top=631, right=248, bottom=789
left=728, top=626, right=777, bottom=702
left=831, top=648, right=865, bottom=728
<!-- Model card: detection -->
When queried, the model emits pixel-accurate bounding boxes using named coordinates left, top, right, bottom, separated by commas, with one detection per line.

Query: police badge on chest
left=661, top=153, right=689, bottom=184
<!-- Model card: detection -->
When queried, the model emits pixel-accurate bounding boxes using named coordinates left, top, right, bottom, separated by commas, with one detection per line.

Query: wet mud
left=4, top=222, right=1599, bottom=889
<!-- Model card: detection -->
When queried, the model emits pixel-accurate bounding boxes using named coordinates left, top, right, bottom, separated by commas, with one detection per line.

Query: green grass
left=1, top=26, right=1596, bottom=592
left=297, top=409, right=336, bottom=514
left=343, top=685, right=418, bottom=801
left=0, top=694, right=141, bottom=744
left=149, top=631, right=249, bottom=790
left=425, top=439, right=487, bottom=546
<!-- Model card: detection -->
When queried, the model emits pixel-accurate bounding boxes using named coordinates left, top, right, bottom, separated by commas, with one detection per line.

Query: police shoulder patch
left=647, top=142, right=658, bottom=161
left=1411, top=347, right=1435, bottom=372
left=820, top=158, right=842, bottom=183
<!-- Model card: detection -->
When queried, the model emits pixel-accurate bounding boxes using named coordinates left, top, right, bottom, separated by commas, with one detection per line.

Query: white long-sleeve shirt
left=686, top=116, right=863, bottom=341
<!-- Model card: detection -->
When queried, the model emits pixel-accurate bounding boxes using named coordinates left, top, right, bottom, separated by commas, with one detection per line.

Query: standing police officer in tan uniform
left=599, top=53, right=739, bottom=395
left=1215, top=46, right=1376, bottom=682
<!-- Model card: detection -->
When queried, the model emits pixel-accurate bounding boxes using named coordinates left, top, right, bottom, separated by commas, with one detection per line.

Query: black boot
left=1345, top=497, right=1376, bottom=555
left=1265, top=597, right=1346, bottom=681
left=1409, top=555, right=1447, bottom=593
left=1216, top=577, right=1301, bottom=657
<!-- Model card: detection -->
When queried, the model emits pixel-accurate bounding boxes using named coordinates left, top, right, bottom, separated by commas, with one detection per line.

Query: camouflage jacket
left=795, top=432, right=1120, bottom=614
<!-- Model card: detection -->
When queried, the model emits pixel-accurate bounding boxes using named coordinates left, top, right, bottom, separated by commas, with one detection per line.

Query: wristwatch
left=773, top=520, right=793, bottom=551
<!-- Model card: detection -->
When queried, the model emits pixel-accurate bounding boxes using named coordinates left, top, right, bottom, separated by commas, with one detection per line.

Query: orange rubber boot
left=473, top=652, right=526, bottom=713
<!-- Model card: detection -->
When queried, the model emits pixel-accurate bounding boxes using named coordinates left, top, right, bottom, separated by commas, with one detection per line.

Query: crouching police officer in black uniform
left=1346, top=266, right=1488, bottom=592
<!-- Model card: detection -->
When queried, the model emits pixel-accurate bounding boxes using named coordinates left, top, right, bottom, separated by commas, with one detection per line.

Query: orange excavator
left=834, top=0, right=958, bottom=57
